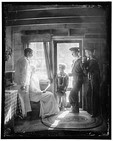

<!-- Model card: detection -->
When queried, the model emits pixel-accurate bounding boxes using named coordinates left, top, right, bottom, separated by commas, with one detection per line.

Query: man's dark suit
left=69, top=57, right=84, bottom=113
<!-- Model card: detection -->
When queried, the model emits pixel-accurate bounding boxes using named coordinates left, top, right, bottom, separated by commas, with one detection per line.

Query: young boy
left=56, top=63, right=69, bottom=110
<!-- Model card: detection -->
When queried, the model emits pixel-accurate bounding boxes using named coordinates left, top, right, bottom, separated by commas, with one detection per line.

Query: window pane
left=29, top=42, right=48, bottom=80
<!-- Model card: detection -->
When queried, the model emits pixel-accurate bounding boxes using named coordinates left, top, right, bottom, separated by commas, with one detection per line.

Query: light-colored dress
left=14, top=56, right=32, bottom=117
left=29, top=73, right=59, bottom=118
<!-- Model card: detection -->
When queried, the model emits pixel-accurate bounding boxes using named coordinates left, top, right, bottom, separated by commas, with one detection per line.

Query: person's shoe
left=26, top=111, right=32, bottom=120
left=71, top=106, right=79, bottom=113
left=60, top=106, right=66, bottom=111
left=91, top=113, right=99, bottom=118
left=66, top=102, right=71, bottom=108
left=59, top=107, right=62, bottom=111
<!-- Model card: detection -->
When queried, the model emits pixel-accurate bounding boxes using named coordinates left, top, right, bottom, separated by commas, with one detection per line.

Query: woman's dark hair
left=24, top=48, right=33, bottom=57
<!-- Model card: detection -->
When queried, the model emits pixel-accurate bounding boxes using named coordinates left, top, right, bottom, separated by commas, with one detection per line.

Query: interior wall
left=83, top=38, right=107, bottom=76
left=5, top=27, right=24, bottom=71
left=13, top=31, right=24, bottom=68
left=5, top=27, right=12, bottom=71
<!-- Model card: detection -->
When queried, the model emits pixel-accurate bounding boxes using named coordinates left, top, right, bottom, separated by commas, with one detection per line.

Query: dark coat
left=69, top=57, right=84, bottom=109
left=86, top=58, right=100, bottom=116
left=56, top=72, right=69, bottom=96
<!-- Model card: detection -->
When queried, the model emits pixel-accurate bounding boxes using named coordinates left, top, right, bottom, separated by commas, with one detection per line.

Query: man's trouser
left=18, top=85, right=32, bottom=117
left=69, top=75, right=83, bottom=113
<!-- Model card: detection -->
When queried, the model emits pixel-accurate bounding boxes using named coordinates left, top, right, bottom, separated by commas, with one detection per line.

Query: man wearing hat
left=84, top=44, right=100, bottom=117
left=69, top=47, right=84, bottom=113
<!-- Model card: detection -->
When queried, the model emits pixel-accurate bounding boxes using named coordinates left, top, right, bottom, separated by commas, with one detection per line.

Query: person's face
left=28, top=51, right=33, bottom=58
left=85, top=50, right=90, bottom=57
left=59, top=66, right=64, bottom=73
left=71, top=51, right=78, bottom=58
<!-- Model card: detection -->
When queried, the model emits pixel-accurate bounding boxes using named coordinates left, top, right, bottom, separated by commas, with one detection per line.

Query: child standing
left=56, top=63, right=69, bottom=110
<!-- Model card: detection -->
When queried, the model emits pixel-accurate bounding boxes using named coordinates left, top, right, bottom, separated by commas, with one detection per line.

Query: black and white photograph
left=1, top=2, right=111, bottom=139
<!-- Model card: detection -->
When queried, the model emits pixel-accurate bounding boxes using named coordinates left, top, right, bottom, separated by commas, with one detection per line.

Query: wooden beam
left=7, top=9, right=106, bottom=20
left=12, top=23, right=106, bottom=32
left=6, top=16, right=105, bottom=26
left=52, top=29, right=68, bottom=36
left=6, top=6, right=106, bottom=20
left=5, top=4, right=108, bottom=12
left=70, top=28, right=87, bottom=35
left=21, top=34, right=52, bottom=43
left=20, top=28, right=106, bottom=36
left=85, top=34, right=106, bottom=38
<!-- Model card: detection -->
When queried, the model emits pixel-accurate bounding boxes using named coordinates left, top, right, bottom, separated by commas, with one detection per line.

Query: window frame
left=28, top=41, right=48, bottom=80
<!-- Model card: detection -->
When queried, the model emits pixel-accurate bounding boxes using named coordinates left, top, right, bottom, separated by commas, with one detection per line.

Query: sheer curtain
left=43, top=42, right=54, bottom=83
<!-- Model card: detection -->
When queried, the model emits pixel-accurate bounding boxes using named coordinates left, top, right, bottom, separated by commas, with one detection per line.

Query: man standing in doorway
left=14, top=48, right=33, bottom=119
left=69, top=47, right=84, bottom=113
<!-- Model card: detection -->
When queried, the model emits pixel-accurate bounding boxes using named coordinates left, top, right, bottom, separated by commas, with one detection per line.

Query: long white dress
left=14, top=56, right=32, bottom=117
left=29, top=73, right=59, bottom=118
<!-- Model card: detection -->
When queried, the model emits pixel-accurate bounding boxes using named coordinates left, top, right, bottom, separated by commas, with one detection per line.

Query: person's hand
left=68, top=73, right=72, bottom=76
left=82, top=57, right=87, bottom=63
left=21, top=86, right=26, bottom=90
left=42, top=90, right=46, bottom=93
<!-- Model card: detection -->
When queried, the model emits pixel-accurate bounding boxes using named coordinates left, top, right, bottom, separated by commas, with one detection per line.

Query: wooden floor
left=12, top=108, right=108, bottom=138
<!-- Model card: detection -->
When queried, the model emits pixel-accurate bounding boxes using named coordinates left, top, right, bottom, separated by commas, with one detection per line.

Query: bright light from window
left=29, top=42, right=48, bottom=80
left=50, top=119, right=60, bottom=128
left=57, top=43, right=79, bottom=89
left=57, top=110, right=69, bottom=118
left=57, top=43, right=79, bottom=74
left=48, top=111, right=69, bottom=130
left=4, top=107, right=12, bottom=124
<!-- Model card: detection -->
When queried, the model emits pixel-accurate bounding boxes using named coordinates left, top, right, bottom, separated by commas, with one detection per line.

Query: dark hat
left=69, top=47, right=79, bottom=52
left=84, top=43, right=95, bottom=51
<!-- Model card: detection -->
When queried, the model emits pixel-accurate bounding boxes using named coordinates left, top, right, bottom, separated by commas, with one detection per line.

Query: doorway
left=54, top=39, right=83, bottom=107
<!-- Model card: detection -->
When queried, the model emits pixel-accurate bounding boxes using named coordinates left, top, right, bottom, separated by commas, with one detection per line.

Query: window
left=29, top=42, right=48, bottom=80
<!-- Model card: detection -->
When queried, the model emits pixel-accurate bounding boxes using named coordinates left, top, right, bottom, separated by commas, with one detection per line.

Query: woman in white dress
left=29, top=72, right=59, bottom=118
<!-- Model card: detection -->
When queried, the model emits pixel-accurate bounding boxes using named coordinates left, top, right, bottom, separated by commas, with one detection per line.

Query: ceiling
left=3, top=2, right=111, bottom=37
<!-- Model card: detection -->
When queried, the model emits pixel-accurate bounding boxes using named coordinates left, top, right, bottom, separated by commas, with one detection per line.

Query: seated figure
left=29, top=72, right=59, bottom=118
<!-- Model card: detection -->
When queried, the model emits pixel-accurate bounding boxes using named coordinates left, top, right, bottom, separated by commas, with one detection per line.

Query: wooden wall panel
left=5, top=27, right=13, bottom=71
left=13, top=32, right=24, bottom=67
left=6, top=16, right=105, bottom=26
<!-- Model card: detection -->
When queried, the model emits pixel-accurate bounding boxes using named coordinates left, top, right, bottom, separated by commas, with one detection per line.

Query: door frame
left=52, top=36, right=83, bottom=105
